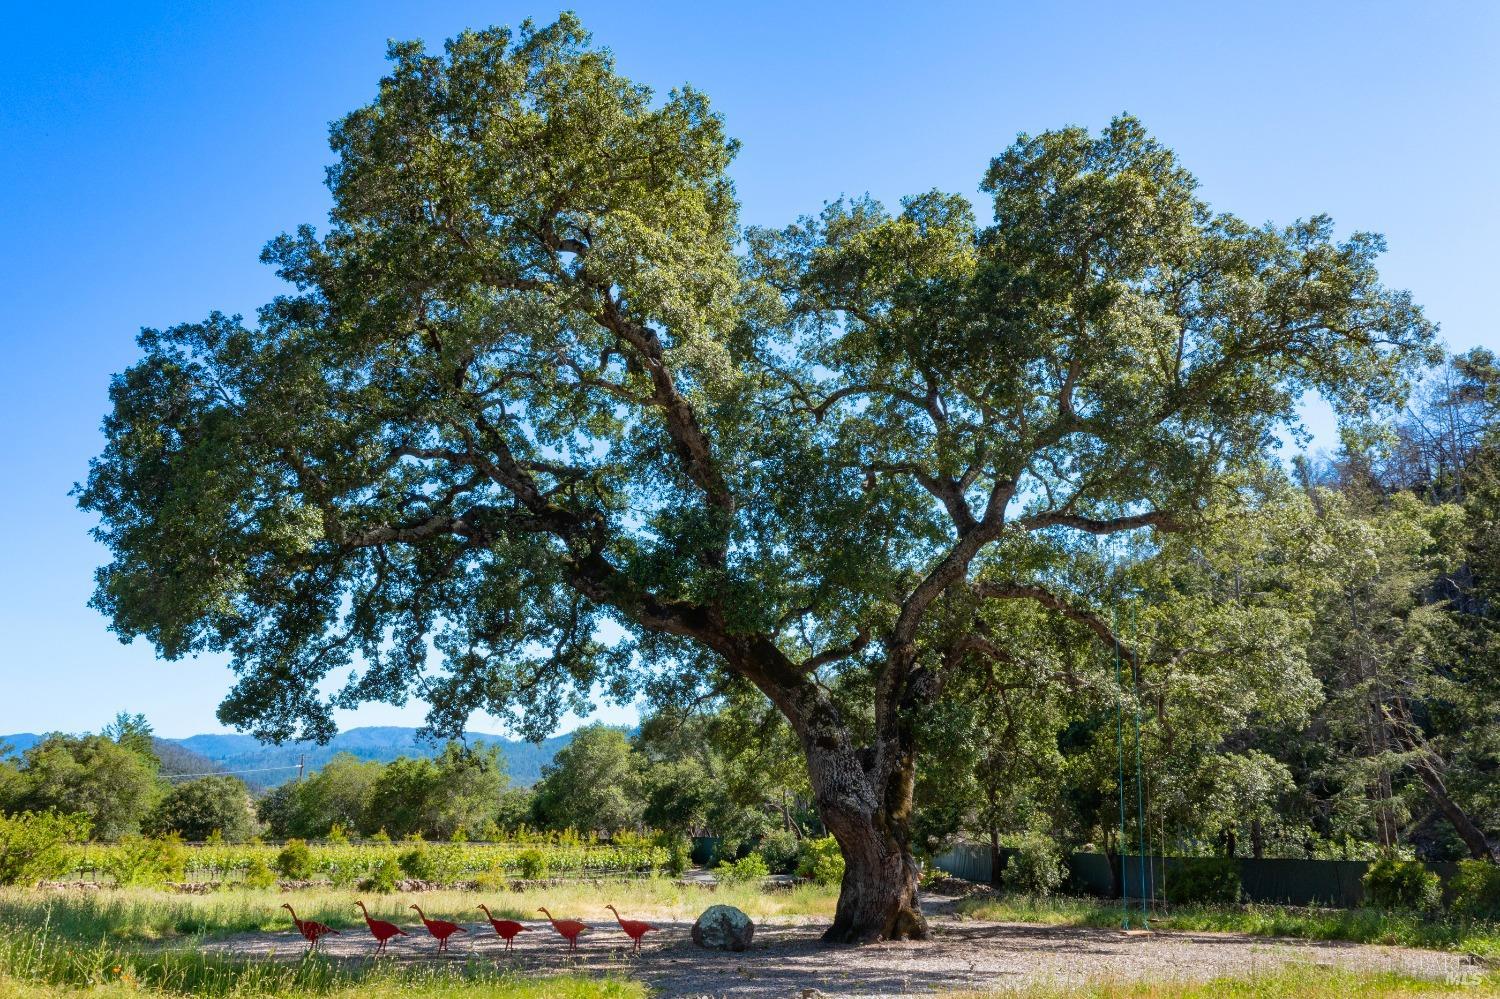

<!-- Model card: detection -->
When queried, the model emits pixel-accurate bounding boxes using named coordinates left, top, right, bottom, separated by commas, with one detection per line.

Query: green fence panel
left=690, top=836, right=720, bottom=866
left=934, top=848, right=1465, bottom=910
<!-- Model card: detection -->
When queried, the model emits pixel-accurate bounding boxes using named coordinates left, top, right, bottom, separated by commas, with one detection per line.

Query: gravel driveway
left=198, top=896, right=1488, bottom=997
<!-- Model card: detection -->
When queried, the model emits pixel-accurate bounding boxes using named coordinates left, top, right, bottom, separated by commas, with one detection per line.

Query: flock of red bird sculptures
left=281, top=901, right=658, bottom=955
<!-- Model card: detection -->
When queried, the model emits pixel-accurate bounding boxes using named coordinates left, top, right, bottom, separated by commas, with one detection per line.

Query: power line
left=161, top=765, right=304, bottom=780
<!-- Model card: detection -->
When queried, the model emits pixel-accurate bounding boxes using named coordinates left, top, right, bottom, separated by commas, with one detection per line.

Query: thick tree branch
left=800, top=630, right=871, bottom=672
left=799, top=382, right=931, bottom=421
left=596, top=294, right=735, bottom=520
left=949, top=631, right=1088, bottom=692
left=859, top=461, right=979, bottom=534
left=971, top=580, right=1140, bottom=671
left=1014, top=509, right=1183, bottom=534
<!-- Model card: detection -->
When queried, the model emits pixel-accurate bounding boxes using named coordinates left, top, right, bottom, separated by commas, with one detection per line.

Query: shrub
left=242, top=856, right=277, bottom=889
left=659, top=834, right=692, bottom=877
left=142, top=776, right=254, bottom=842
left=429, top=845, right=466, bottom=885
left=1171, top=856, right=1242, bottom=905
left=756, top=830, right=800, bottom=875
left=326, top=859, right=361, bottom=889
left=275, top=839, right=313, bottom=880
left=919, top=864, right=947, bottom=889
left=1363, top=856, right=1440, bottom=912
left=473, top=867, right=509, bottom=892
left=514, top=848, right=550, bottom=880
left=0, top=811, right=89, bottom=886
left=796, top=835, right=845, bottom=886
left=717, top=851, right=770, bottom=884
left=397, top=844, right=434, bottom=880
left=1003, top=833, right=1065, bottom=897
left=104, top=834, right=186, bottom=887
left=327, top=823, right=350, bottom=845
left=359, top=856, right=400, bottom=893
left=1448, top=859, right=1500, bottom=920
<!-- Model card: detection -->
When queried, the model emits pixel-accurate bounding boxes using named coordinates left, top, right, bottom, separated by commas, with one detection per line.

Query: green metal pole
left=1132, top=657, right=1149, bottom=926
left=1115, top=624, right=1129, bottom=930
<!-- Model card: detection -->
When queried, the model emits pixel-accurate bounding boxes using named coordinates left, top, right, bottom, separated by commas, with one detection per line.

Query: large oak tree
left=80, top=17, right=1436, bottom=940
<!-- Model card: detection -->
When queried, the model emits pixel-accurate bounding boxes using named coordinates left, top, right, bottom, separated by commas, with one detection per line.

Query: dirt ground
left=199, top=894, right=1489, bottom=998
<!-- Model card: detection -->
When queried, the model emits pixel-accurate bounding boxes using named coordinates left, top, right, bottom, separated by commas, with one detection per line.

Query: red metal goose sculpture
left=281, top=903, right=339, bottom=951
left=355, top=900, right=407, bottom=954
left=410, top=904, right=468, bottom=953
left=477, top=903, right=530, bottom=951
left=604, top=904, right=658, bottom=953
left=537, top=907, right=588, bottom=951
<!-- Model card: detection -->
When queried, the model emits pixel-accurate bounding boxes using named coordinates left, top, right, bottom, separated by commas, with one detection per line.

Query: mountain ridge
left=1, top=725, right=571, bottom=788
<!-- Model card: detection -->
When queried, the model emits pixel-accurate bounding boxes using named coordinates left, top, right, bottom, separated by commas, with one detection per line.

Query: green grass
left=0, top=880, right=831, bottom=997
left=8, top=885, right=1497, bottom=998
left=939, top=964, right=1500, bottom=996
left=0, top=918, right=643, bottom=999
left=0, top=886, right=697, bottom=998
left=0, top=969, right=640, bottom=999
left=0, top=879, right=836, bottom=942
left=956, top=894, right=1500, bottom=959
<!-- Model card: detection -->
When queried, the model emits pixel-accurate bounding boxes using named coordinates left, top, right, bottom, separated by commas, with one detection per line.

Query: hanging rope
left=1115, top=617, right=1130, bottom=930
left=1159, top=790, right=1168, bottom=912
left=1131, top=631, right=1150, bottom=926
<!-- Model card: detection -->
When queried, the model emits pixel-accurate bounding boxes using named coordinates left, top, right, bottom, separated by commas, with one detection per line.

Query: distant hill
left=0, top=733, right=40, bottom=755
left=3, top=727, right=570, bottom=789
left=1, top=732, right=251, bottom=785
left=174, top=727, right=571, bottom=787
left=151, top=737, right=240, bottom=784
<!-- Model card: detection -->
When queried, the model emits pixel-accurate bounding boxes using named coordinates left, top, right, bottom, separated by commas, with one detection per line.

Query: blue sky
left=1, top=2, right=1495, bottom=739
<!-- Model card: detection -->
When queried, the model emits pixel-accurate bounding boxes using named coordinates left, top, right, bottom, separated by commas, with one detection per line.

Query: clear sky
left=1, top=2, right=1495, bottom=739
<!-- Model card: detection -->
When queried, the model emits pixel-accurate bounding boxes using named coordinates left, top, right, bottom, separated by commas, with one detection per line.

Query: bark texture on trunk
left=779, top=668, right=930, bottom=943
left=726, top=635, right=933, bottom=944
left=824, top=819, right=926, bottom=943
left=1387, top=700, right=1498, bottom=862
left=800, top=732, right=929, bottom=942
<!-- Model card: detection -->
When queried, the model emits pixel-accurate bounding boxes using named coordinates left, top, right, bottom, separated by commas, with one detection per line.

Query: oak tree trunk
left=741, top=642, right=932, bottom=944
left=813, top=761, right=929, bottom=943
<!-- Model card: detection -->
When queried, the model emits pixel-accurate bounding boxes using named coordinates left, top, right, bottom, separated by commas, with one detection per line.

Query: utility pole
left=297, top=754, right=305, bottom=784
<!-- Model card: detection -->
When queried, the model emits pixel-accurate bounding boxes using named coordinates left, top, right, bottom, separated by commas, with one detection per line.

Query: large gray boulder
left=691, top=904, right=755, bottom=951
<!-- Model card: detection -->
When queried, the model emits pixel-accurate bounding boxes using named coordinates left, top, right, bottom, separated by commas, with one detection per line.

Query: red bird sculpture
left=477, top=904, right=530, bottom=951
left=604, top=904, right=657, bottom=953
left=537, top=907, right=588, bottom=951
left=355, top=900, right=408, bottom=954
left=410, top=904, right=468, bottom=953
left=281, top=903, right=339, bottom=951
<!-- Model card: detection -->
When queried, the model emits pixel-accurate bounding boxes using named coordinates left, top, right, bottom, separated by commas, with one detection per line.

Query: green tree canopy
left=364, top=741, right=508, bottom=839
left=274, top=752, right=384, bottom=838
left=78, top=16, right=1436, bottom=939
left=530, top=725, right=641, bottom=834
left=143, top=775, right=255, bottom=842
left=8, top=734, right=161, bottom=841
left=102, top=713, right=157, bottom=763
